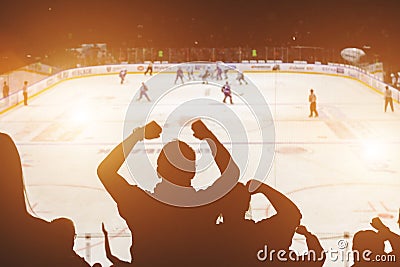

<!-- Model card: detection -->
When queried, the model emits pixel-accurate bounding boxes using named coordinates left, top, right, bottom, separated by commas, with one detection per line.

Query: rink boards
left=0, top=70, right=399, bottom=266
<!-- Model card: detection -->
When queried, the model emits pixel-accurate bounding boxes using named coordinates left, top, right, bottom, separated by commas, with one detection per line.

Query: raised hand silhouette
left=97, top=120, right=240, bottom=267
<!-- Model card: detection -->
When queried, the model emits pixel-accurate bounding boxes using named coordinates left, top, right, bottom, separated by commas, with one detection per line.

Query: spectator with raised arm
left=97, top=120, right=240, bottom=266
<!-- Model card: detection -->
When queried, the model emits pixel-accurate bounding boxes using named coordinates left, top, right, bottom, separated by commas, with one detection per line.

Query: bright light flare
left=68, top=104, right=91, bottom=125
left=361, top=139, right=388, bottom=161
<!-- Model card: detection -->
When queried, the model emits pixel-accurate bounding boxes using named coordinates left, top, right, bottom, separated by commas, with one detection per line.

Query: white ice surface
left=0, top=72, right=399, bottom=266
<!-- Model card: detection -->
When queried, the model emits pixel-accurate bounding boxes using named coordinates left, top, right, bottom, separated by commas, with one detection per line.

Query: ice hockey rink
left=0, top=70, right=400, bottom=266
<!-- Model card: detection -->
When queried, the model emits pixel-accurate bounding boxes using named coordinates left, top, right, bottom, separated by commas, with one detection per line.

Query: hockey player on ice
left=236, top=70, right=248, bottom=85
left=206, top=64, right=215, bottom=80
left=201, top=67, right=211, bottom=84
left=186, top=64, right=195, bottom=80
left=215, top=64, right=223, bottom=80
left=137, top=82, right=151, bottom=102
left=119, top=69, right=127, bottom=84
left=219, top=64, right=230, bottom=79
left=175, top=67, right=184, bottom=84
left=221, top=81, right=233, bottom=104
left=144, top=61, right=153, bottom=76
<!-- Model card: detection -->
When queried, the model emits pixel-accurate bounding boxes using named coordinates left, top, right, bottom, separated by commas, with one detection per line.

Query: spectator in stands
left=255, top=225, right=325, bottom=267
left=97, top=120, right=240, bottom=266
left=0, top=132, right=92, bottom=266
left=102, top=223, right=130, bottom=266
left=97, top=118, right=307, bottom=267
left=48, top=218, right=90, bottom=267
left=291, top=225, right=326, bottom=266
left=215, top=179, right=302, bottom=266
left=2, top=81, right=9, bottom=98
left=0, top=132, right=48, bottom=265
left=22, top=80, right=28, bottom=106
left=352, top=217, right=399, bottom=266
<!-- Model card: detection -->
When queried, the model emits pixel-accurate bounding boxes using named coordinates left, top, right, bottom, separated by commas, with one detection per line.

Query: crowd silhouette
left=352, top=217, right=400, bottom=267
left=0, top=133, right=91, bottom=266
left=0, top=119, right=399, bottom=266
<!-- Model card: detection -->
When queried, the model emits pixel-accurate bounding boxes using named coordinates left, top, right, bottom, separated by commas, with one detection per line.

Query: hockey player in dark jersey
left=137, top=82, right=151, bottom=102
left=201, top=67, right=211, bottom=84
left=144, top=61, right=153, bottom=76
left=175, top=67, right=184, bottom=84
left=119, top=69, right=127, bottom=84
left=221, top=81, right=233, bottom=104
left=215, top=65, right=223, bottom=80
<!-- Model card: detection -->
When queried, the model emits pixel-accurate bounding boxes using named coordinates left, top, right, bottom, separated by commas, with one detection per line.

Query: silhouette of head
left=352, top=230, right=385, bottom=264
left=157, top=140, right=196, bottom=187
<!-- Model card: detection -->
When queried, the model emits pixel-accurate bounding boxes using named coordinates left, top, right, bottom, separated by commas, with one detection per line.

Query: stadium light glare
left=69, top=105, right=91, bottom=125
left=361, top=139, right=388, bottom=162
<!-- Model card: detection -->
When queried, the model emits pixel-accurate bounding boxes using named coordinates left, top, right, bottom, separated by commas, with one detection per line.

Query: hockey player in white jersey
left=186, top=64, right=195, bottom=80
left=236, top=71, right=248, bottom=85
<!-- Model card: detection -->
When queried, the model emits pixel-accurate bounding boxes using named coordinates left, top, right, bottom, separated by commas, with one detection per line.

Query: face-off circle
left=123, top=62, right=275, bottom=207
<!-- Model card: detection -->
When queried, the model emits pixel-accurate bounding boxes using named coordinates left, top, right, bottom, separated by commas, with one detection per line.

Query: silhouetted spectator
left=213, top=179, right=302, bottom=266
left=0, top=132, right=49, bottom=265
left=102, top=223, right=130, bottom=266
left=291, top=225, right=326, bottom=266
left=48, top=217, right=90, bottom=266
left=352, top=230, right=386, bottom=266
left=97, top=120, right=240, bottom=266
left=352, top=217, right=399, bottom=266
left=0, top=133, right=92, bottom=266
